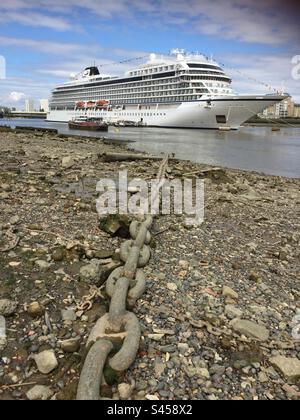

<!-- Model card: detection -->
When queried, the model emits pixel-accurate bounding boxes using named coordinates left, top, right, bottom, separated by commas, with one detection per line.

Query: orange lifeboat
left=76, top=101, right=85, bottom=108
left=96, top=100, right=109, bottom=108
left=87, top=101, right=95, bottom=108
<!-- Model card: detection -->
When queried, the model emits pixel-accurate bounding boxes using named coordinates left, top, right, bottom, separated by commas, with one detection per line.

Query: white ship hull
left=47, top=95, right=284, bottom=129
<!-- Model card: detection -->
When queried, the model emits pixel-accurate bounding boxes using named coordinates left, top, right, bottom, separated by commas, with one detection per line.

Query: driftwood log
left=99, top=152, right=175, bottom=163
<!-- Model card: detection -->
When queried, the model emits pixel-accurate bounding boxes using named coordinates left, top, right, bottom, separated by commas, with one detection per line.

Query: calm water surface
left=1, top=118, right=299, bottom=178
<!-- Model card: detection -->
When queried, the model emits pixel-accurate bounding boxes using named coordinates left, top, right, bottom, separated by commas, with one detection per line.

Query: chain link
left=76, top=155, right=169, bottom=400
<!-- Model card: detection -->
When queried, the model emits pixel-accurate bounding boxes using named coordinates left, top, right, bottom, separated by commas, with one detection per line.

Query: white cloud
left=220, top=53, right=300, bottom=102
left=8, top=91, right=25, bottom=102
left=0, top=11, right=73, bottom=31
left=0, top=36, right=101, bottom=55
left=0, top=1, right=299, bottom=44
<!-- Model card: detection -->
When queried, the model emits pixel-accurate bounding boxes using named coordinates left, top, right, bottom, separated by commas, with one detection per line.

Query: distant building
left=25, top=99, right=34, bottom=112
left=262, top=95, right=296, bottom=119
left=39, top=99, right=49, bottom=113
left=294, top=104, right=300, bottom=118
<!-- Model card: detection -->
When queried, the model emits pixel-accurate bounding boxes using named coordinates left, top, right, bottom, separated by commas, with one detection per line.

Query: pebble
left=118, top=383, right=133, bottom=399
left=61, top=309, right=77, bottom=322
left=167, top=283, right=178, bottom=291
left=225, top=305, right=243, bottom=319
left=0, top=315, right=7, bottom=351
left=26, top=385, right=54, bottom=400
left=230, top=319, right=270, bottom=341
left=61, top=156, right=75, bottom=169
left=35, top=260, right=50, bottom=270
left=60, top=337, right=81, bottom=353
left=27, top=301, right=44, bottom=318
left=9, top=215, right=20, bottom=225
left=34, top=350, right=58, bottom=374
left=269, top=356, right=300, bottom=382
left=0, top=299, right=18, bottom=316
left=222, top=286, right=238, bottom=300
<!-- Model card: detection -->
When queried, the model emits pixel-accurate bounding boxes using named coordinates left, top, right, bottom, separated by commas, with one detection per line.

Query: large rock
left=98, top=214, right=132, bottom=237
left=230, top=319, right=269, bottom=341
left=26, top=385, right=54, bottom=400
left=0, top=299, right=17, bottom=316
left=269, top=356, right=300, bottom=383
left=34, top=350, right=58, bottom=374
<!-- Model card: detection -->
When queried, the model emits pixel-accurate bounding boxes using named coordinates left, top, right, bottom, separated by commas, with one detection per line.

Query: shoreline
left=1, top=124, right=299, bottom=180
left=0, top=128, right=299, bottom=400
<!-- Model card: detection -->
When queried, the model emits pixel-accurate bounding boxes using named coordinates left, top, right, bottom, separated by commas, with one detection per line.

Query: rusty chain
left=77, top=155, right=169, bottom=400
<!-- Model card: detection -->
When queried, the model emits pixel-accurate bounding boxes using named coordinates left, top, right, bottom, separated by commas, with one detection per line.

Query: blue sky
left=0, top=0, right=299, bottom=108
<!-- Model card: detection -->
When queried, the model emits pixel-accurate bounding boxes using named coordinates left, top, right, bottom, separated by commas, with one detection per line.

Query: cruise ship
left=47, top=50, right=286, bottom=129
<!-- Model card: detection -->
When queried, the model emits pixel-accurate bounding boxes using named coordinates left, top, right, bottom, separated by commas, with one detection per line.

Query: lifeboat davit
left=87, top=101, right=95, bottom=108
left=76, top=101, right=85, bottom=108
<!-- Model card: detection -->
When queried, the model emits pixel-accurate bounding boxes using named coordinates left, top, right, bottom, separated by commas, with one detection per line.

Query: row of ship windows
left=53, top=87, right=230, bottom=102
left=53, top=83, right=229, bottom=100
left=54, top=75, right=229, bottom=94
left=51, top=96, right=203, bottom=109
left=54, top=80, right=187, bottom=95
left=53, top=83, right=231, bottom=99
left=53, top=90, right=209, bottom=101
left=130, top=65, right=175, bottom=76
left=53, top=96, right=207, bottom=107
left=57, top=77, right=182, bottom=93
left=130, top=68, right=225, bottom=77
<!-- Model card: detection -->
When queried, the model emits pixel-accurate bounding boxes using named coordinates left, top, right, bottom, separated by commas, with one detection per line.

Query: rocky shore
left=0, top=127, right=299, bottom=400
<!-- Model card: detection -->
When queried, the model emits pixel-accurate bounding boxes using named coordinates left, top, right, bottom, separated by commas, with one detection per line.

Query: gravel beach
left=0, top=127, right=299, bottom=400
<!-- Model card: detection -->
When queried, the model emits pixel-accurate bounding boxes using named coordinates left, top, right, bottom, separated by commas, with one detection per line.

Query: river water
left=1, top=118, right=299, bottom=178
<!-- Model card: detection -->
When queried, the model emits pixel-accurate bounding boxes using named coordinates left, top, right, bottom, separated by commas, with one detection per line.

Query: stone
left=61, top=156, right=75, bottom=169
left=9, top=215, right=20, bottom=225
left=61, top=309, right=77, bottom=322
left=0, top=315, right=7, bottom=351
left=249, top=271, right=262, bottom=283
left=60, top=337, right=80, bottom=353
left=225, top=305, right=243, bottom=319
left=167, top=283, right=178, bottom=291
left=154, top=358, right=165, bottom=378
left=80, top=259, right=121, bottom=286
left=27, top=302, right=44, bottom=318
left=230, top=319, right=269, bottom=341
left=179, top=260, right=189, bottom=269
left=118, top=383, right=133, bottom=399
left=35, top=260, right=50, bottom=270
left=258, top=372, right=268, bottom=383
left=52, top=247, right=65, bottom=262
left=26, top=385, right=54, bottom=400
left=177, top=343, right=189, bottom=355
left=80, top=260, right=100, bottom=281
left=0, top=299, right=17, bottom=316
left=222, top=286, right=238, bottom=300
left=92, top=249, right=114, bottom=259
left=198, top=368, right=210, bottom=379
left=34, top=350, right=58, bottom=374
left=269, top=356, right=300, bottom=383
left=98, top=214, right=131, bottom=237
